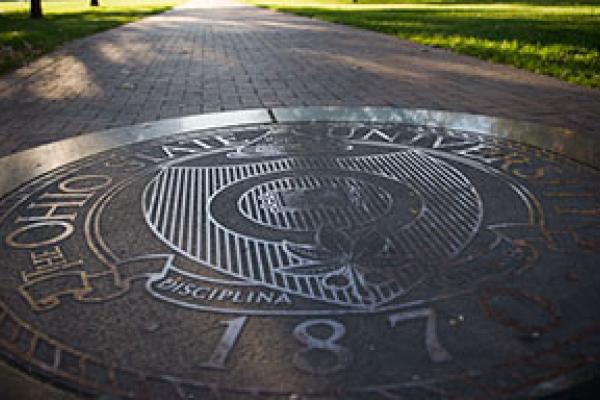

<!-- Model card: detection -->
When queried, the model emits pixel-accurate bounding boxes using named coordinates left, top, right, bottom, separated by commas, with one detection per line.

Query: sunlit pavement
left=0, top=0, right=599, bottom=158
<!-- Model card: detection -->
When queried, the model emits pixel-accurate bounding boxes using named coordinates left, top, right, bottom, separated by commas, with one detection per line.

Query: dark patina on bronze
left=0, top=108, right=599, bottom=399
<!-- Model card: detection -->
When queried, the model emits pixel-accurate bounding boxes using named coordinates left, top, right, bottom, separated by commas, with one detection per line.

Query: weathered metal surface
left=0, top=108, right=599, bottom=399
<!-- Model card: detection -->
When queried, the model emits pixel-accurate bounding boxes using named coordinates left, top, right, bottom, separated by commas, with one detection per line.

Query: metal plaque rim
left=2, top=106, right=598, bottom=200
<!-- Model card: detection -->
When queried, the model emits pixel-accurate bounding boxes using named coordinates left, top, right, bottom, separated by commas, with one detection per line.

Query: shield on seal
left=142, top=136, right=483, bottom=310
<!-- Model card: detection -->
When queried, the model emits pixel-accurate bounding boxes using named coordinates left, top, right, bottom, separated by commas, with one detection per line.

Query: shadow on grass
left=270, top=6, right=600, bottom=87
left=278, top=8, right=600, bottom=48
left=329, top=0, right=600, bottom=6
left=0, top=8, right=172, bottom=74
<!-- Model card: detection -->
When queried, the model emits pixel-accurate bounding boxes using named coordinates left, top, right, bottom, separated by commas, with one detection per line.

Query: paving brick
left=0, top=0, right=599, bottom=157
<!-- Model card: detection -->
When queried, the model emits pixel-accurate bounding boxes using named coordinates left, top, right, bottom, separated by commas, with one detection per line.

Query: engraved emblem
left=141, top=130, right=485, bottom=311
left=0, top=113, right=599, bottom=399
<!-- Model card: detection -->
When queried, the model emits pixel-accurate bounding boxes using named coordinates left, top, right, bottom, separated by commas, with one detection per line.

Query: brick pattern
left=1, top=0, right=599, bottom=157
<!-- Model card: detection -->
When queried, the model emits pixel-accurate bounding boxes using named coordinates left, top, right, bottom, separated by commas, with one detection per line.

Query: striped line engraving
left=142, top=150, right=482, bottom=309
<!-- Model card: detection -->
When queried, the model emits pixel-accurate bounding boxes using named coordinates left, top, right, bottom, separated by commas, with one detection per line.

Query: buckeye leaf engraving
left=285, top=225, right=386, bottom=268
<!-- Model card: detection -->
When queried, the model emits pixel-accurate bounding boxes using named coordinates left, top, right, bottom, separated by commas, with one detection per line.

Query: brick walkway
left=1, top=0, right=599, bottom=157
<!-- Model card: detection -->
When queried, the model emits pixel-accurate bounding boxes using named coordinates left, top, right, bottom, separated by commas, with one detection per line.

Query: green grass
left=248, top=0, right=600, bottom=88
left=0, top=0, right=185, bottom=75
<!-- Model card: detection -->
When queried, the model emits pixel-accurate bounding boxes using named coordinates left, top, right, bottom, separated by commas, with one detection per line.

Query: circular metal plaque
left=1, top=108, right=599, bottom=399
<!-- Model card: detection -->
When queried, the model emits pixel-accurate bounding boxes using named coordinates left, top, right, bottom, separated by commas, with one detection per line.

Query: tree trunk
left=30, top=0, right=43, bottom=19
left=90, top=0, right=99, bottom=6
